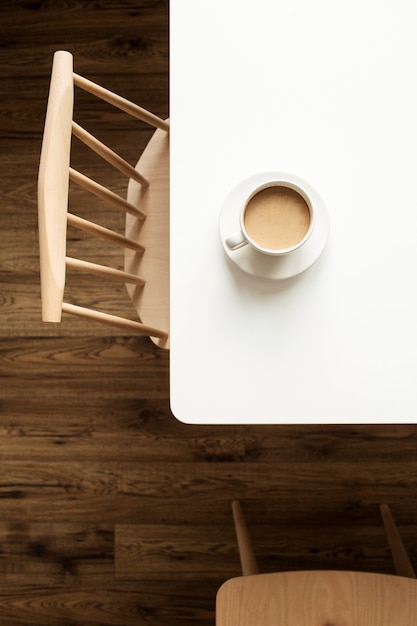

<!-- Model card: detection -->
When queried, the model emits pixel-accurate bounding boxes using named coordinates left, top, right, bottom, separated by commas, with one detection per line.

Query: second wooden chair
left=216, top=501, right=417, bottom=625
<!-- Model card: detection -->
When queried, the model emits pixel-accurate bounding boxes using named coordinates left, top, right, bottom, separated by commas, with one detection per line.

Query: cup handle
left=225, top=230, right=248, bottom=251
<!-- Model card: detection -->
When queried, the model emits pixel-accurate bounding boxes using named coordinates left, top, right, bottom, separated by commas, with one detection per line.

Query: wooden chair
left=38, top=50, right=169, bottom=348
left=216, top=500, right=417, bottom=625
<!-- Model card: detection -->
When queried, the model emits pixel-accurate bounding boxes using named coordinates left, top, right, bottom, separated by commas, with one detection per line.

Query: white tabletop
left=170, top=0, right=417, bottom=424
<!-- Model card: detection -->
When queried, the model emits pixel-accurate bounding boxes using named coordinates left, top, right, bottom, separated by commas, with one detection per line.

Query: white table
left=170, top=0, right=417, bottom=424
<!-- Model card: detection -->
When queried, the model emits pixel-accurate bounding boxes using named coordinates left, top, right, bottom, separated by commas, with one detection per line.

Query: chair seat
left=125, top=125, right=170, bottom=349
left=216, top=570, right=417, bottom=626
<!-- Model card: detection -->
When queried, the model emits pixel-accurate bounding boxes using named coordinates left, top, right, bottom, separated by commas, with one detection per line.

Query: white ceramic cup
left=225, top=175, right=315, bottom=256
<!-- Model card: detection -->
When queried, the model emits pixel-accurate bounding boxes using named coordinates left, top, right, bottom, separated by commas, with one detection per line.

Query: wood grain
left=216, top=571, right=417, bottom=626
left=1, top=1, right=417, bottom=625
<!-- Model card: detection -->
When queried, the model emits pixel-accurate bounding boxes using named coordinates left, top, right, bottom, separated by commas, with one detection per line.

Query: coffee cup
left=225, top=175, right=315, bottom=256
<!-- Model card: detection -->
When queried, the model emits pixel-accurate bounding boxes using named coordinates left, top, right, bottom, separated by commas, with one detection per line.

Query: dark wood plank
left=0, top=580, right=217, bottom=626
left=114, top=522, right=416, bottom=581
left=0, top=456, right=416, bottom=524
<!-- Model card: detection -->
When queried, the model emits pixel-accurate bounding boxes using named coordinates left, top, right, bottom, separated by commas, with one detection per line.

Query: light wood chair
left=38, top=50, right=169, bottom=348
left=216, top=500, right=417, bottom=625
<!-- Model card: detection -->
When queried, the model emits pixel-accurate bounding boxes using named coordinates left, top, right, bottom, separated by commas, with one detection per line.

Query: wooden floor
left=1, top=1, right=417, bottom=624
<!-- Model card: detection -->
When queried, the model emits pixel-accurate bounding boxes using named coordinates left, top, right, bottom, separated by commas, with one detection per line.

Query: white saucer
left=219, top=171, right=330, bottom=280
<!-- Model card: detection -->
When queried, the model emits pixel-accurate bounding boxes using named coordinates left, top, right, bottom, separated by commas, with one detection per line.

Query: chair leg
left=231, top=500, right=259, bottom=576
left=380, top=503, right=416, bottom=578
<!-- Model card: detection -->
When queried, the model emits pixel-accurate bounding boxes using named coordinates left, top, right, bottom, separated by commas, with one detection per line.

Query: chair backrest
left=38, top=50, right=169, bottom=348
left=217, top=569, right=417, bottom=626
